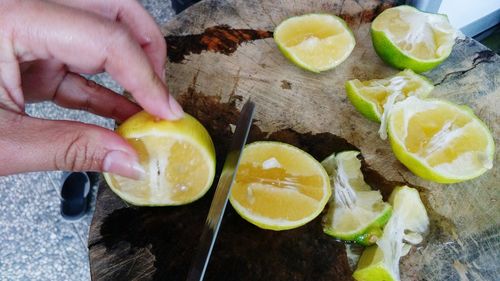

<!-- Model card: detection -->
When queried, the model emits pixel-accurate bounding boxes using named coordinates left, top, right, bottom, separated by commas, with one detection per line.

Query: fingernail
left=103, top=151, right=145, bottom=180
left=168, top=95, right=184, bottom=120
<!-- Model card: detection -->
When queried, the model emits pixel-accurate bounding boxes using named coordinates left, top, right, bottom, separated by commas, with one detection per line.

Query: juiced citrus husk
left=387, top=97, right=495, bottom=183
left=274, top=13, right=356, bottom=72
left=321, top=151, right=392, bottom=246
left=353, top=186, right=429, bottom=281
left=371, top=5, right=456, bottom=72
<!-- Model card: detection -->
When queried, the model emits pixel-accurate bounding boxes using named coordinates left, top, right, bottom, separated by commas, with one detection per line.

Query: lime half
left=346, top=69, right=433, bottom=123
left=321, top=151, right=392, bottom=246
left=274, top=14, right=356, bottom=72
left=371, top=5, right=456, bottom=72
left=346, top=69, right=434, bottom=140
left=388, top=97, right=495, bottom=183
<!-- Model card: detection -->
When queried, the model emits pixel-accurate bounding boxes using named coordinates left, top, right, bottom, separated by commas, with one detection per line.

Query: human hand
left=0, top=0, right=183, bottom=179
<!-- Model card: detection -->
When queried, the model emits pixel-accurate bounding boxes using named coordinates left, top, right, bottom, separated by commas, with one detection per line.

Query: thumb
left=0, top=110, right=144, bottom=179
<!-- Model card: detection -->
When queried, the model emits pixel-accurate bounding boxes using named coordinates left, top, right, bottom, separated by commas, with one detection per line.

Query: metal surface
left=186, top=100, right=255, bottom=281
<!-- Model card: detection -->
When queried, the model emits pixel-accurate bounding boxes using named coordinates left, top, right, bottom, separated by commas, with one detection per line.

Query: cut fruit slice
left=229, top=141, right=331, bottom=230
left=104, top=112, right=216, bottom=206
left=321, top=151, right=392, bottom=246
left=345, top=69, right=434, bottom=123
left=371, top=5, right=457, bottom=72
left=274, top=14, right=356, bottom=72
left=388, top=97, right=495, bottom=183
left=353, top=186, right=429, bottom=281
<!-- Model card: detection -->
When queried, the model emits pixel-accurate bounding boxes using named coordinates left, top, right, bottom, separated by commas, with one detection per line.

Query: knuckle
left=106, top=23, right=133, bottom=47
left=56, top=132, right=102, bottom=171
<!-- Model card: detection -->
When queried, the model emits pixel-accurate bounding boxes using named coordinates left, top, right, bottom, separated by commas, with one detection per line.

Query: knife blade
left=186, top=100, right=255, bottom=281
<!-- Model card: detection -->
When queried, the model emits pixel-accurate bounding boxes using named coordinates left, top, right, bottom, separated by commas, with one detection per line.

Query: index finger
left=7, top=0, right=182, bottom=119
left=49, top=0, right=167, bottom=79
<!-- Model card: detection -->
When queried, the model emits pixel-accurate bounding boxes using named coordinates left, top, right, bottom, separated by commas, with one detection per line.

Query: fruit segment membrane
left=321, top=151, right=391, bottom=245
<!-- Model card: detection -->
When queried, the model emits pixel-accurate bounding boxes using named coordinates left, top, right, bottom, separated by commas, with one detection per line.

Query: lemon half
left=229, top=141, right=331, bottom=230
left=104, top=112, right=216, bottom=206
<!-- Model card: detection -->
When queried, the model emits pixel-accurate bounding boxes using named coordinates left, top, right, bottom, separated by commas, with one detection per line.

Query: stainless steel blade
left=186, top=100, right=255, bottom=281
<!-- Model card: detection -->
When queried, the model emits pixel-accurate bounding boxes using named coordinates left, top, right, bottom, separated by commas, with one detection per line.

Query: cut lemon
left=321, top=151, right=392, bottom=246
left=371, top=5, right=456, bottom=72
left=229, top=141, right=331, bottom=230
left=353, top=186, right=429, bottom=281
left=274, top=14, right=355, bottom=73
left=388, top=97, right=495, bottom=183
left=104, top=111, right=216, bottom=206
left=345, top=69, right=433, bottom=123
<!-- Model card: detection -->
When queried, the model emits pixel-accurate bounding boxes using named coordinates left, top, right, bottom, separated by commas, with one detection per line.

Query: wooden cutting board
left=89, top=0, right=500, bottom=280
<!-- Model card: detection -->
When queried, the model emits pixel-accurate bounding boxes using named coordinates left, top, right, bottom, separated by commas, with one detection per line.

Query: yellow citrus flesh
left=371, top=5, right=456, bottom=72
left=274, top=14, right=355, bottom=72
left=104, top=112, right=216, bottom=206
left=229, top=142, right=331, bottom=230
left=388, top=97, right=495, bottom=183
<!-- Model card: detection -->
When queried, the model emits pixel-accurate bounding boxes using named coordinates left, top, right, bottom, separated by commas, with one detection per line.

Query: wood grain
left=89, top=0, right=500, bottom=280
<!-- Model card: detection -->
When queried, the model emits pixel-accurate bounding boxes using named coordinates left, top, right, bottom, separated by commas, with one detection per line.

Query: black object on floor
left=60, top=172, right=91, bottom=221
left=171, top=0, right=201, bottom=14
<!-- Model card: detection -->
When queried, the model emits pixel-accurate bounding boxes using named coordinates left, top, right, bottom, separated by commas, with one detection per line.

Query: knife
left=186, top=100, right=255, bottom=281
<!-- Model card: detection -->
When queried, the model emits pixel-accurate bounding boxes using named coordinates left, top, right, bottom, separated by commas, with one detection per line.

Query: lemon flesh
left=371, top=5, right=456, bottom=72
left=346, top=69, right=433, bottom=123
left=274, top=14, right=355, bottom=72
left=229, top=141, right=331, bottom=230
left=321, top=151, right=392, bottom=246
left=388, top=97, right=495, bottom=183
left=353, top=186, right=429, bottom=281
left=104, top=112, right=216, bottom=206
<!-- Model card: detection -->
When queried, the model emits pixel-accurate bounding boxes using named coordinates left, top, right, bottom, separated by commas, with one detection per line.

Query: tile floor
left=0, top=1, right=174, bottom=280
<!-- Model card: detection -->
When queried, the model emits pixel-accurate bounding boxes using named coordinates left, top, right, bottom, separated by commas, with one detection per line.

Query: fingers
left=49, top=0, right=167, bottom=78
left=5, top=0, right=183, bottom=120
left=53, top=73, right=141, bottom=123
left=0, top=109, right=144, bottom=179
left=21, top=61, right=141, bottom=122
left=0, top=37, right=24, bottom=112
